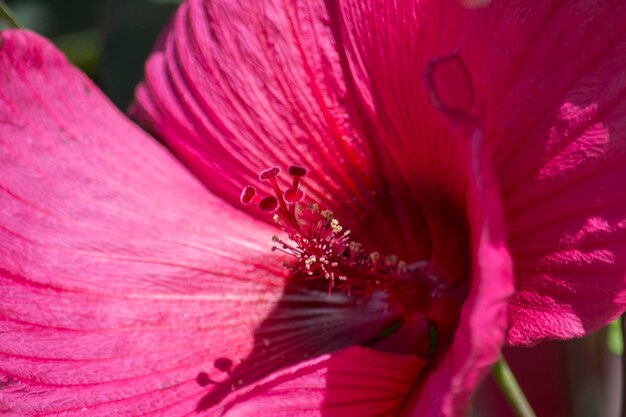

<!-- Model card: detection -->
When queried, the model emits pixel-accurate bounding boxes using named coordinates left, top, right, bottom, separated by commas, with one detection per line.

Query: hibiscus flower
left=1, top=1, right=625, bottom=416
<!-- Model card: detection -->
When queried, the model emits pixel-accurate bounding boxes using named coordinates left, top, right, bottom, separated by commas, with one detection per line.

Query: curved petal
left=130, top=0, right=467, bottom=265
left=473, top=1, right=626, bottom=344
left=0, top=30, right=397, bottom=416
left=404, top=186, right=512, bottom=417
left=331, top=0, right=626, bottom=343
left=405, top=55, right=513, bottom=417
left=130, top=0, right=375, bottom=221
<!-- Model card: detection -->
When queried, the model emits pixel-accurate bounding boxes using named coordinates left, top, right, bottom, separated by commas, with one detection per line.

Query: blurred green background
left=1, top=0, right=181, bottom=110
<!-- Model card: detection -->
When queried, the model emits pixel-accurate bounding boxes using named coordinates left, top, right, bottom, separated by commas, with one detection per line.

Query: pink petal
left=130, top=0, right=464, bottom=266
left=215, top=346, right=427, bottom=417
left=413, top=54, right=513, bottom=417
left=130, top=0, right=626, bottom=412
left=130, top=0, right=375, bottom=219
left=132, top=1, right=514, bottom=414
left=332, top=0, right=626, bottom=343
left=461, top=0, right=626, bottom=344
left=424, top=52, right=475, bottom=122
left=0, top=30, right=397, bottom=416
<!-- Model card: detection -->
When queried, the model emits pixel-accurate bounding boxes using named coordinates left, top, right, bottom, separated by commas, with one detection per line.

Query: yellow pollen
left=330, top=218, right=342, bottom=233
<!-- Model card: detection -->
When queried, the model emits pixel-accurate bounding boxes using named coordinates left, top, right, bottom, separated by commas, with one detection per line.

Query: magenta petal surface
left=475, top=2, right=626, bottom=344
left=216, top=346, right=427, bottom=417
left=411, top=53, right=513, bottom=417
left=130, top=0, right=458, bottom=265
left=0, top=30, right=397, bottom=416
left=404, top=172, right=512, bottom=417
left=135, top=0, right=626, bottom=344
left=332, top=0, right=626, bottom=344
left=131, top=0, right=377, bottom=225
left=134, top=0, right=626, bottom=345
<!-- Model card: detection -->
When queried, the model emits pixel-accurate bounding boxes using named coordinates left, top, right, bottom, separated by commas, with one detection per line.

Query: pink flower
left=1, top=1, right=625, bottom=417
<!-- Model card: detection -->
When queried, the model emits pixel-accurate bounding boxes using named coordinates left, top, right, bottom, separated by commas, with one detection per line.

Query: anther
left=259, top=167, right=280, bottom=181
left=288, top=165, right=307, bottom=177
left=258, top=166, right=290, bottom=215
left=285, top=165, right=307, bottom=204
left=321, top=209, right=333, bottom=221
left=240, top=186, right=257, bottom=205
left=259, top=196, right=279, bottom=212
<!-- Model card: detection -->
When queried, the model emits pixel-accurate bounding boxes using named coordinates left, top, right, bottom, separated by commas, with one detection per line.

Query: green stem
left=621, top=314, right=626, bottom=417
left=0, top=1, right=20, bottom=28
left=492, top=355, right=538, bottom=417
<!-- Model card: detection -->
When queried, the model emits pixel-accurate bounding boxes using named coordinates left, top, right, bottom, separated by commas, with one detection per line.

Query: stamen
left=288, top=165, right=307, bottom=177
left=285, top=165, right=307, bottom=206
left=259, top=166, right=290, bottom=215
left=259, top=167, right=280, bottom=181
left=240, top=186, right=258, bottom=205
left=241, top=166, right=451, bottom=317
left=259, top=196, right=279, bottom=212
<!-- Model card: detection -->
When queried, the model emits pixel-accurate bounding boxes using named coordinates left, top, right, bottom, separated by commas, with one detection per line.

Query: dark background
left=2, top=0, right=180, bottom=110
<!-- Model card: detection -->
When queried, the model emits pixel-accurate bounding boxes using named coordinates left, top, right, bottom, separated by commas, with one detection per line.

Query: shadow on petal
left=195, top=278, right=400, bottom=413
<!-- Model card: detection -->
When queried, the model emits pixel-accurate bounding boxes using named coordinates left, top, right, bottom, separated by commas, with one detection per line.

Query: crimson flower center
left=241, top=166, right=458, bottom=322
